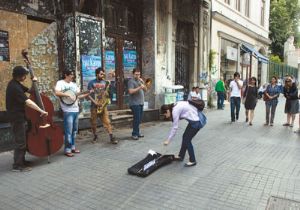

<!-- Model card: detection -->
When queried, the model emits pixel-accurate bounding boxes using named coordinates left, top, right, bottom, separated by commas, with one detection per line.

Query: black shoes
left=131, top=136, right=139, bottom=140
left=131, top=134, right=144, bottom=140
left=92, top=135, right=98, bottom=143
left=184, top=162, right=197, bottom=167
left=110, top=136, right=118, bottom=144
left=12, top=165, right=32, bottom=172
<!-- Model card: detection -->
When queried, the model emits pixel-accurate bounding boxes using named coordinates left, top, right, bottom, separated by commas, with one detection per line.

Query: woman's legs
left=249, top=110, right=254, bottom=124
left=245, top=109, right=249, bottom=122
left=178, top=124, right=199, bottom=163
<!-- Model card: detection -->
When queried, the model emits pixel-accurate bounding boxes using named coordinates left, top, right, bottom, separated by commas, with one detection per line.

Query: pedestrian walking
left=282, top=76, right=299, bottom=127
left=229, top=72, right=243, bottom=122
left=161, top=100, right=206, bottom=167
left=263, top=76, right=281, bottom=126
left=128, top=68, right=147, bottom=140
left=215, top=77, right=226, bottom=109
left=243, top=77, right=258, bottom=125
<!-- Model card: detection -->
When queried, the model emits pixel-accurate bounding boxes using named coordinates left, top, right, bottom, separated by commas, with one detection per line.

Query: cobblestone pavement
left=0, top=96, right=299, bottom=210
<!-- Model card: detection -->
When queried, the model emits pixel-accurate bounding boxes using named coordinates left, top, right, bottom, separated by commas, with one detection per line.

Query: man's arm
left=25, top=99, right=48, bottom=116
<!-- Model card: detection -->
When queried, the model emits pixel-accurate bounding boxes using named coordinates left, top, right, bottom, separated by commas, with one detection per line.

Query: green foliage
left=208, top=49, right=217, bottom=71
left=269, top=0, right=300, bottom=59
left=269, top=54, right=282, bottom=63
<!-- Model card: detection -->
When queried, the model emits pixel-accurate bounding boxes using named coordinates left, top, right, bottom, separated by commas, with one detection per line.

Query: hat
left=12, top=66, right=29, bottom=77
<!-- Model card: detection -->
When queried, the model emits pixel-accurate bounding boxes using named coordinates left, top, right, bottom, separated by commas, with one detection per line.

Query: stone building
left=0, top=0, right=211, bottom=114
left=211, top=0, right=271, bottom=86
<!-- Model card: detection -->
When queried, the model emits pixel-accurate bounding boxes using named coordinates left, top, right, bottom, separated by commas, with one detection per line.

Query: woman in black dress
left=243, top=77, right=258, bottom=125
left=282, top=76, right=299, bottom=127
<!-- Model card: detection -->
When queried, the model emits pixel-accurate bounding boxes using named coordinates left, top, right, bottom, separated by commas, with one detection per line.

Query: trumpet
left=139, top=78, right=152, bottom=89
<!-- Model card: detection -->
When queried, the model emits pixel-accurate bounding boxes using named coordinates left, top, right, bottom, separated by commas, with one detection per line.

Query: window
left=260, top=0, right=265, bottom=26
left=245, top=0, right=250, bottom=17
left=225, top=0, right=230, bottom=5
left=235, top=0, right=241, bottom=11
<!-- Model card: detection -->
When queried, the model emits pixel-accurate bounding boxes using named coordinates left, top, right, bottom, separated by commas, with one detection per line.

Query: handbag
left=242, top=86, right=248, bottom=104
left=263, top=85, right=271, bottom=101
left=188, top=111, right=207, bottom=129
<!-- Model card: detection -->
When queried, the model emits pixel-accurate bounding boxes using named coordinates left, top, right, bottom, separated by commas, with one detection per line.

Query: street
left=0, top=96, right=299, bottom=210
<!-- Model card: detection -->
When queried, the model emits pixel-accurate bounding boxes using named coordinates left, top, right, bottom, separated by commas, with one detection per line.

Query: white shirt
left=167, top=101, right=199, bottom=141
left=230, top=80, right=243, bottom=97
left=191, top=92, right=201, bottom=100
left=55, top=80, right=79, bottom=112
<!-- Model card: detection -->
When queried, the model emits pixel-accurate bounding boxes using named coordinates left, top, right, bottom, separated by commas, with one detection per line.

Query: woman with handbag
left=161, top=100, right=206, bottom=167
left=264, top=76, right=281, bottom=126
left=283, top=76, right=299, bottom=127
left=243, top=77, right=258, bottom=125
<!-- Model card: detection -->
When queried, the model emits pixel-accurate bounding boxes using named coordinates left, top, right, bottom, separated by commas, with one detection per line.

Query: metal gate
left=175, top=21, right=190, bottom=95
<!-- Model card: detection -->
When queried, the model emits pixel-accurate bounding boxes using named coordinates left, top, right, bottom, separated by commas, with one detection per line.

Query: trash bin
left=164, top=85, right=184, bottom=104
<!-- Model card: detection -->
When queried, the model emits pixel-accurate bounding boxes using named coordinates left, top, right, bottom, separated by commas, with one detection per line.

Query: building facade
left=211, top=0, right=271, bottom=86
left=0, top=0, right=211, bottom=113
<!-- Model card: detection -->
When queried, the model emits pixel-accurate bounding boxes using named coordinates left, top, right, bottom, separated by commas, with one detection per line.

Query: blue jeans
left=230, top=97, right=241, bottom=122
left=63, top=112, right=79, bottom=153
left=178, top=123, right=200, bottom=162
left=217, top=92, right=225, bottom=109
left=130, top=105, right=143, bottom=136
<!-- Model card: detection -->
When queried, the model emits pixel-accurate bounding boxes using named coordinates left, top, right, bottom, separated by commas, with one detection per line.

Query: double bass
left=22, top=49, right=63, bottom=161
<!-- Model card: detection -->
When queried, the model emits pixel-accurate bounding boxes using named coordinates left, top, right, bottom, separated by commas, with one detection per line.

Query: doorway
left=104, top=35, right=140, bottom=109
left=175, top=21, right=191, bottom=97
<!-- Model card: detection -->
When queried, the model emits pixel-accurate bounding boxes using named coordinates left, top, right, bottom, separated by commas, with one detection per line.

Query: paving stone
left=0, top=96, right=299, bottom=209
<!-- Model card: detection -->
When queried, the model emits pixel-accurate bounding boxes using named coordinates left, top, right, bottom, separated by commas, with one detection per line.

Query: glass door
left=105, top=36, right=139, bottom=109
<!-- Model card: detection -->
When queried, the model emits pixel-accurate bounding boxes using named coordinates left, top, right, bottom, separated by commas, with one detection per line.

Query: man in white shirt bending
left=229, top=72, right=243, bottom=122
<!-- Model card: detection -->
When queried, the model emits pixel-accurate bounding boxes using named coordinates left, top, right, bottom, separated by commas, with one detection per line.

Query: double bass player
left=6, top=66, right=48, bottom=172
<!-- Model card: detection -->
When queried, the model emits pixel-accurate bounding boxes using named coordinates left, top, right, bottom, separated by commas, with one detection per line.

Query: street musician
left=128, top=68, right=148, bottom=140
left=87, top=67, right=118, bottom=144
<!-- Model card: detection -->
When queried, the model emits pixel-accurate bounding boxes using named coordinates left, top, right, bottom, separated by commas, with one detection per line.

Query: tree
left=269, top=0, right=300, bottom=59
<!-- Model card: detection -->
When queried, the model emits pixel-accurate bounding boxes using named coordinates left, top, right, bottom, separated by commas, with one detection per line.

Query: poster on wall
left=123, top=50, right=137, bottom=78
left=105, top=50, right=115, bottom=81
left=0, top=30, right=9, bottom=61
left=81, top=55, right=102, bottom=90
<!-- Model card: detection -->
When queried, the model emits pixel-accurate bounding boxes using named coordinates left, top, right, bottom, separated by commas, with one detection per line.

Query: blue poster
left=123, top=50, right=137, bottom=78
left=105, top=50, right=115, bottom=81
left=81, top=55, right=102, bottom=90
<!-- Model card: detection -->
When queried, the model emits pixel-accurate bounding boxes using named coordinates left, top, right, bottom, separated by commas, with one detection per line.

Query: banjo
left=60, top=90, right=90, bottom=106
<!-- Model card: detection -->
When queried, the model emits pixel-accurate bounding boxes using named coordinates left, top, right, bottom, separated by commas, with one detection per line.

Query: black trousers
left=11, top=121, right=27, bottom=167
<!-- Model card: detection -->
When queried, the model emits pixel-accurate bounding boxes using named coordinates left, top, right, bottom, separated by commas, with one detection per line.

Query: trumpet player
left=128, top=68, right=147, bottom=140
left=87, top=67, right=118, bottom=144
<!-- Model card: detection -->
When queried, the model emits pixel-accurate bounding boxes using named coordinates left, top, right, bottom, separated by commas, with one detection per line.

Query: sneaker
left=110, top=136, right=118, bottom=144
left=92, top=135, right=97, bottom=143
left=138, top=134, right=144, bottom=138
left=283, top=123, right=290, bottom=126
left=264, top=123, right=269, bottom=126
left=12, top=165, right=32, bottom=172
left=131, top=136, right=139, bottom=140
left=270, top=123, right=273, bottom=126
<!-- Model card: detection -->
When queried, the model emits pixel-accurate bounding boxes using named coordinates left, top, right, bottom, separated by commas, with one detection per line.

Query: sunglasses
left=285, top=80, right=292, bottom=82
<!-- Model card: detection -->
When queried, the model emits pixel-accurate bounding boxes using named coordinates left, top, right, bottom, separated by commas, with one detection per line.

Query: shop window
left=220, top=38, right=238, bottom=78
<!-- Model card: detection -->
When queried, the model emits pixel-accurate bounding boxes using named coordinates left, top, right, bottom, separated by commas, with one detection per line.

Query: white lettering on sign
left=143, top=159, right=156, bottom=171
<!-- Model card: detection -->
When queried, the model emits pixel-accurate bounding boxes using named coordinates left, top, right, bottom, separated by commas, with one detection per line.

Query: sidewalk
left=0, top=96, right=299, bottom=210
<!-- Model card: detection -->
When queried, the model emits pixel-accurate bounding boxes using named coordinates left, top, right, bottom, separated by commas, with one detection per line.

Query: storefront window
left=220, top=38, right=238, bottom=80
